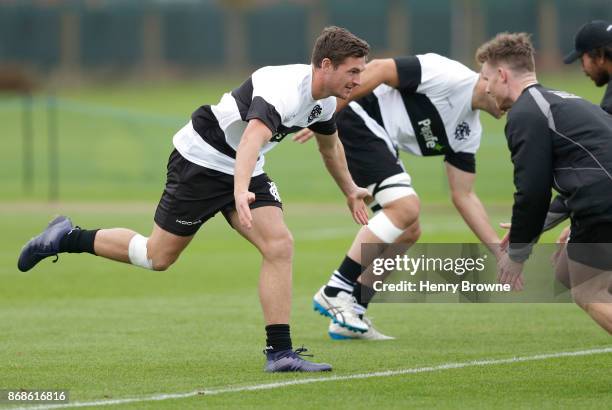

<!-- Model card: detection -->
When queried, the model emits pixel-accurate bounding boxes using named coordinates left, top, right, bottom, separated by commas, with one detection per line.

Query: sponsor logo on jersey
left=417, top=118, right=443, bottom=151
left=454, top=121, right=471, bottom=141
left=307, top=104, right=323, bottom=123
left=268, top=182, right=282, bottom=202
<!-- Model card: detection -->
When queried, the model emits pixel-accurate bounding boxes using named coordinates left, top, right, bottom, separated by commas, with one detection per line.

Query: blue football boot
left=264, top=347, right=332, bottom=372
left=18, top=216, right=73, bottom=272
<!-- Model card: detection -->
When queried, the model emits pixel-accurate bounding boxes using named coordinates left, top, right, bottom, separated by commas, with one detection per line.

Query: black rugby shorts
left=154, top=149, right=282, bottom=236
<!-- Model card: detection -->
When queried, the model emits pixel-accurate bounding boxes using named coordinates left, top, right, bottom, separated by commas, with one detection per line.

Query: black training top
left=505, top=84, right=612, bottom=261
left=602, top=78, right=612, bottom=114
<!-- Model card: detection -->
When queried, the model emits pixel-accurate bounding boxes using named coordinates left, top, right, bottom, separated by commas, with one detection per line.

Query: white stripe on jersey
left=174, top=64, right=336, bottom=176
left=349, top=101, right=397, bottom=157
left=173, top=121, right=266, bottom=177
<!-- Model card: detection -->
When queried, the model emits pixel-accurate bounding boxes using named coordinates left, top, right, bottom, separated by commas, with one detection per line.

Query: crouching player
left=294, top=52, right=505, bottom=339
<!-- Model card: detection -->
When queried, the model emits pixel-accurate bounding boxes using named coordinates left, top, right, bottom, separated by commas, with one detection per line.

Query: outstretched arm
left=445, top=162, right=501, bottom=258
left=314, top=131, right=370, bottom=225
left=336, top=58, right=400, bottom=112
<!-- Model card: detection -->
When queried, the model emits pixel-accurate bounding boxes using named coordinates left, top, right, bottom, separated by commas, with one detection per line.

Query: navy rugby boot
left=17, top=216, right=73, bottom=272
left=264, top=347, right=332, bottom=372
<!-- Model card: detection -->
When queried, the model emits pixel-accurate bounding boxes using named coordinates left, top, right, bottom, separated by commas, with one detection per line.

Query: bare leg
left=358, top=220, right=421, bottom=288
left=93, top=223, right=194, bottom=271
left=228, top=206, right=293, bottom=325
left=553, top=244, right=571, bottom=289
left=347, top=195, right=420, bottom=263
left=568, top=258, right=612, bottom=334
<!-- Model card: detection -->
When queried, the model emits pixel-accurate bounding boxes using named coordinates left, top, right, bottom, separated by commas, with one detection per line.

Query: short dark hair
left=476, top=32, right=535, bottom=72
left=311, top=26, right=370, bottom=68
left=586, top=45, right=612, bottom=61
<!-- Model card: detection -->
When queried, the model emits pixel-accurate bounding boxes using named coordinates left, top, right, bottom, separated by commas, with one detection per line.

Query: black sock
left=59, top=228, right=99, bottom=254
left=324, top=256, right=362, bottom=297
left=352, top=281, right=376, bottom=317
left=265, top=324, right=292, bottom=353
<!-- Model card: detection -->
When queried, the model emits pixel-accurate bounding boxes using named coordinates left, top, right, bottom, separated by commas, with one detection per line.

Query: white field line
left=7, top=346, right=612, bottom=410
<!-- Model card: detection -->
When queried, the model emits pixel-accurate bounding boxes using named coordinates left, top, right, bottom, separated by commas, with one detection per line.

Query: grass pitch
left=1, top=204, right=610, bottom=409
left=1, top=73, right=611, bottom=408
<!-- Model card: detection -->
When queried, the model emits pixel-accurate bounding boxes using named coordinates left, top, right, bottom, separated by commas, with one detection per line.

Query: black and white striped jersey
left=173, top=64, right=337, bottom=176
left=348, top=53, right=482, bottom=167
left=506, top=84, right=612, bottom=250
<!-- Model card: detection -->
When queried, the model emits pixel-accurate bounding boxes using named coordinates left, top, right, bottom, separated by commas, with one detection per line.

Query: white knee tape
left=371, top=173, right=416, bottom=207
left=367, top=211, right=404, bottom=243
left=128, top=234, right=153, bottom=270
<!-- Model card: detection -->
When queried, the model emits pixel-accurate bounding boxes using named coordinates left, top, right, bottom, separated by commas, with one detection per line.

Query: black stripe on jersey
left=232, top=77, right=284, bottom=135
left=400, top=92, right=450, bottom=156
left=309, top=113, right=337, bottom=135
left=271, top=124, right=302, bottom=143
left=394, top=56, right=421, bottom=93
left=246, top=96, right=282, bottom=135
left=336, top=106, right=404, bottom=187
left=191, top=105, right=238, bottom=159
left=353, top=94, right=384, bottom=129
left=231, top=77, right=254, bottom=120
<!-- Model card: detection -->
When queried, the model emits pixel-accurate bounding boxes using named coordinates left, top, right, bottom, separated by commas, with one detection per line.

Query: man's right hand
left=235, top=190, right=256, bottom=230
left=346, top=187, right=371, bottom=225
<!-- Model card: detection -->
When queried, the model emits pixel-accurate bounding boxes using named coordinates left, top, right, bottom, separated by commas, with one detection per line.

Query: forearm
left=453, top=192, right=500, bottom=252
left=318, top=138, right=359, bottom=196
left=507, top=190, right=550, bottom=262
left=234, top=140, right=260, bottom=193
left=234, top=123, right=270, bottom=193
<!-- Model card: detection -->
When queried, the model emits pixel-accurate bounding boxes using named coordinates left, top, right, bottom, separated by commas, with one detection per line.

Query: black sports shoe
left=17, top=216, right=73, bottom=272
left=264, top=347, right=332, bottom=372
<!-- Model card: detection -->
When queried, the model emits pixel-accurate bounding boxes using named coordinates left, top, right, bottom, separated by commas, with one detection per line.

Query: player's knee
left=383, top=195, right=420, bottom=230
left=410, top=223, right=422, bottom=242
left=571, top=287, right=596, bottom=309
left=128, top=234, right=180, bottom=271
left=150, top=254, right=177, bottom=271
left=368, top=211, right=404, bottom=244
left=397, top=222, right=421, bottom=244
left=260, top=230, right=294, bottom=262
left=129, top=234, right=154, bottom=270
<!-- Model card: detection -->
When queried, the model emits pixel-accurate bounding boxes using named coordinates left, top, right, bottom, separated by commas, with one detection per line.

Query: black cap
left=564, top=20, right=612, bottom=64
